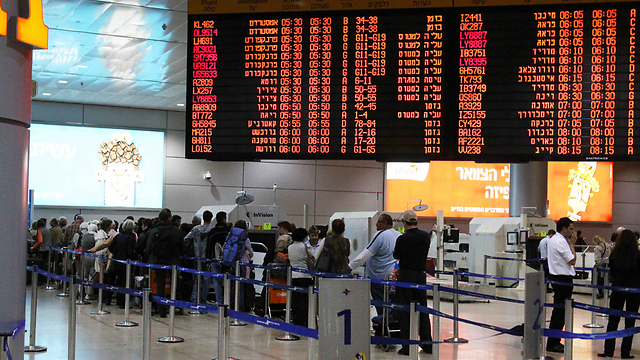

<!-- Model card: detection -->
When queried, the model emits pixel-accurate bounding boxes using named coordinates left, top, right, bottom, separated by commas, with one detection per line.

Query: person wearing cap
left=393, top=210, right=432, bottom=356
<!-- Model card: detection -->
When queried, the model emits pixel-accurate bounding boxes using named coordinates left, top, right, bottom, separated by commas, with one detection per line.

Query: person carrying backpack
left=222, top=220, right=253, bottom=312
left=146, top=208, right=185, bottom=318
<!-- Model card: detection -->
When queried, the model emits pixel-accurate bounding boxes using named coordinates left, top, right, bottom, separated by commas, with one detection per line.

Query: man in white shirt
left=537, top=229, right=555, bottom=293
left=546, top=217, right=577, bottom=353
left=349, top=214, right=402, bottom=315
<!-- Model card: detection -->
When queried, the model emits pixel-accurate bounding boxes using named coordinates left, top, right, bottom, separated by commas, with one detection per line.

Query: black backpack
left=315, top=242, right=332, bottom=273
left=151, top=228, right=173, bottom=264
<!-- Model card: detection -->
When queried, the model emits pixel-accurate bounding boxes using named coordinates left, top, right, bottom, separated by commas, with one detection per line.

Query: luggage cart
left=373, top=274, right=401, bottom=352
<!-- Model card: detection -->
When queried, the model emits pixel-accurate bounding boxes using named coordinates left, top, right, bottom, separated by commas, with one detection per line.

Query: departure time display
left=187, top=2, right=639, bottom=161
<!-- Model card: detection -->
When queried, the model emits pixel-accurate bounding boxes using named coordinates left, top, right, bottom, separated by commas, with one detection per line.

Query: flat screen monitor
left=444, top=228, right=459, bottom=243
left=506, top=232, right=518, bottom=246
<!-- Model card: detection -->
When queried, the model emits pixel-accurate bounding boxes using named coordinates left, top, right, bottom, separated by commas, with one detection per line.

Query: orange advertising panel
left=386, top=162, right=613, bottom=222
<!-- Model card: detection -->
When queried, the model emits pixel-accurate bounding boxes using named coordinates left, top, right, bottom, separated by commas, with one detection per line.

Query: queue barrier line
left=35, top=267, right=69, bottom=284
left=544, top=326, right=640, bottom=340
left=457, top=271, right=525, bottom=282
left=151, top=295, right=219, bottom=314
left=368, top=277, right=433, bottom=291
left=176, top=266, right=225, bottom=279
left=415, top=304, right=523, bottom=337
left=371, top=336, right=437, bottom=345
left=129, top=261, right=172, bottom=270
left=76, top=278, right=143, bottom=298
left=227, top=309, right=319, bottom=339
left=439, top=286, right=525, bottom=305
left=573, top=301, right=640, bottom=321
left=485, top=256, right=526, bottom=262
left=547, top=279, right=640, bottom=294
left=2, top=319, right=26, bottom=360
left=227, top=274, right=310, bottom=294
left=291, top=267, right=355, bottom=279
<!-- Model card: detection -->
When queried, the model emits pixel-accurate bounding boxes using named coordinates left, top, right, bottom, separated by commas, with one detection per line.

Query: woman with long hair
left=599, top=229, right=640, bottom=359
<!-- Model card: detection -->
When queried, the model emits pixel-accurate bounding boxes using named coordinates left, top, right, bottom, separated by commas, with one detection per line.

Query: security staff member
left=393, top=210, right=432, bottom=356
left=546, top=217, right=576, bottom=353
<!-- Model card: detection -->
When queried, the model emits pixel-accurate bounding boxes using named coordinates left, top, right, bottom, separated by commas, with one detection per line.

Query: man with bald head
left=349, top=213, right=402, bottom=315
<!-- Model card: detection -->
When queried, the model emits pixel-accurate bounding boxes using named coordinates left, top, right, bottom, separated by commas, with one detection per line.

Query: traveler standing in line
left=306, top=226, right=321, bottom=257
left=598, top=229, right=640, bottom=359
left=315, top=219, right=351, bottom=274
left=546, top=217, right=577, bottom=353
left=350, top=214, right=402, bottom=315
left=64, top=215, right=83, bottom=246
left=107, top=219, right=137, bottom=308
left=59, top=216, right=68, bottom=232
left=49, top=218, right=63, bottom=247
left=192, top=216, right=202, bottom=227
left=593, top=235, right=612, bottom=299
left=393, top=210, right=432, bottom=356
left=31, top=219, right=53, bottom=268
left=538, top=229, right=556, bottom=292
left=221, top=220, right=252, bottom=312
left=288, top=228, right=314, bottom=326
left=146, top=208, right=185, bottom=317
left=81, top=224, right=98, bottom=300
left=185, top=210, right=214, bottom=303
left=209, top=211, right=231, bottom=305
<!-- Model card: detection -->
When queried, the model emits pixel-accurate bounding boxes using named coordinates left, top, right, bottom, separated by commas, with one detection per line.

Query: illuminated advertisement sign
left=386, top=161, right=613, bottom=222
left=29, top=124, right=164, bottom=208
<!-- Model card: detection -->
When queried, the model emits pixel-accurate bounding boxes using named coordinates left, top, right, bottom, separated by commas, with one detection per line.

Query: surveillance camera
left=204, top=171, right=212, bottom=180
left=162, top=23, right=167, bottom=31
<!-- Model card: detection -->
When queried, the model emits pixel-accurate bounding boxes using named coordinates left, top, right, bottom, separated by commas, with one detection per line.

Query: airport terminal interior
left=2, top=0, right=640, bottom=359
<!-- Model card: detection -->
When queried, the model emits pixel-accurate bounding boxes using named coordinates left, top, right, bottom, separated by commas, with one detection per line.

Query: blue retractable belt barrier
left=35, top=267, right=69, bottom=283
left=457, top=271, right=525, bottom=282
left=129, top=261, right=172, bottom=270
left=291, top=267, right=354, bottom=278
left=76, top=278, right=143, bottom=297
left=544, top=326, right=640, bottom=340
left=574, top=301, right=640, bottom=321
left=176, top=266, right=225, bottom=278
left=227, top=309, right=319, bottom=339
left=227, top=274, right=309, bottom=293
left=439, top=286, right=525, bottom=305
left=486, top=256, right=526, bottom=262
left=416, top=304, right=522, bottom=336
left=368, top=277, right=433, bottom=291
left=370, top=299, right=411, bottom=313
left=151, top=295, right=219, bottom=313
left=547, top=279, right=640, bottom=294
left=3, top=319, right=26, bottom=360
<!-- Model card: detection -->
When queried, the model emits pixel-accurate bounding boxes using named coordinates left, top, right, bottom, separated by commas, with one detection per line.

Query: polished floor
left=24, top=285, right=638, bottom=360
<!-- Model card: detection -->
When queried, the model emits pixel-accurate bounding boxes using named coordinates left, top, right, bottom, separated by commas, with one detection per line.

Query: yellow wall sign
left=0, top=0, right=49, bottom=49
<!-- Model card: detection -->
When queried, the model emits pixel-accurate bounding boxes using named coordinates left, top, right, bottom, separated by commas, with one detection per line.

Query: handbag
left=315, top=241, right=332, bottom=273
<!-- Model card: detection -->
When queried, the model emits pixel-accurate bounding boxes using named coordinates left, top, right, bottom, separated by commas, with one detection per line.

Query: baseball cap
left=402, top=210, right=418, bottom=223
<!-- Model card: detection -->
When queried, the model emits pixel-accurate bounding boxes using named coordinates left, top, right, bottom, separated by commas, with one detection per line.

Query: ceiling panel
left=33, top=0, right=188, bottom=111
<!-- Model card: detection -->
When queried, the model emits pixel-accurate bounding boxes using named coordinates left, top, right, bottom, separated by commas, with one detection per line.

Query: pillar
left=509, top=162, right=547, bottom=218
left=0, top=1, right=34, bottom=358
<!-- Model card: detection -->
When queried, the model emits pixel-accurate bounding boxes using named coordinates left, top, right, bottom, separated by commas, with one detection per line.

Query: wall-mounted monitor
left=29, top=124, right=164, bottom=208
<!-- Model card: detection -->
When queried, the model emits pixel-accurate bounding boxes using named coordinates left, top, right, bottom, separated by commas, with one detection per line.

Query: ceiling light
left=58, top=80, right=68, bottom=84
left=177, top=103, right=184, bottom=107
left=77, top=65, right=87, bottom=68
left=131, top=21, right=145, bottom=26
left=42, top=93, right=51, bottom=96
left=100, top=46, right=113, bottom=50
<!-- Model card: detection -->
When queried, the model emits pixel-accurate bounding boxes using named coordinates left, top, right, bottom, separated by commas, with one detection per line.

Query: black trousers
left=155, top=268, right=168, bottom=316
left=291, top=278, right=314, bottom=327
left=547, top=275, right=573, bottom=348
left=603, top=290, right=640, bottom=357
left=395, top=269, right=432, bottom=352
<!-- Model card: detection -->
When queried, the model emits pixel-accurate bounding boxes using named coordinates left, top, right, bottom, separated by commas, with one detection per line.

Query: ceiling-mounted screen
left=29, top=124, right=164, bottom=208
left=386, top=161, right=613, bottom=222
left=187, top=1, right=640, bottom=162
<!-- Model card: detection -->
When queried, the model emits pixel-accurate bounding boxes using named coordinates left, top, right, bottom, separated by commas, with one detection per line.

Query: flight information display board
left=187, top=1, right=639, bottom=161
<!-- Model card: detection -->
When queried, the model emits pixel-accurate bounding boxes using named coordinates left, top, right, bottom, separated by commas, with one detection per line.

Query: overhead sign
left=0, top=0, right=49, bottom=49
left=386, top=161, right=613, bottom=222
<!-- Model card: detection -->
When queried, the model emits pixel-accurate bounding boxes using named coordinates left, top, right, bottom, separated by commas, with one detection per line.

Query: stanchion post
left=224, top=274, right=231, bottom=306
left=190, top=259, right=204, bottom=315
left=444, top=269, right=468, bottom=344
left=433, top=284, right=440, bottom=360
left=564, top=298, right=573, bottom=360
left=264, top=269, right=271, bottom=319
left=213, top=305, right=228, bottom=360
left=307, top=285, right=316, bottom=360
left=598, top=268, right=609, bottom=318
left=90, top=259, right=109, bottom=315
left=230, top=261, right=247, bottom=326
left=159, top=265, right=185, bottom=343
left=68, top=276, right=77, bottom=360
left=276, top=266, right=300, bottom=341
left=382, top=278, right=390, bottom=337
left=58, top=248, right=69, bottom=297
left=25, top=266, right=47, bottom=353
left=483, top=255, right=489, bottom=286
left=116, top=260, right=138, bottom=327
left=43, top=249, right=55, bottom=290
left=75, top=252, right=89, bottom=305
left=409, top=302, right=419, bottom=359
left=583, top=267, right=603, bottom=329
left=142, top=288, right=151, bottom=360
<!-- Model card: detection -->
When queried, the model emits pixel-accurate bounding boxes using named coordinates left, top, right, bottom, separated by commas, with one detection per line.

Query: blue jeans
left=190, top=272, right=211, bottom=303
left=212, top=263, right=225, bottom=305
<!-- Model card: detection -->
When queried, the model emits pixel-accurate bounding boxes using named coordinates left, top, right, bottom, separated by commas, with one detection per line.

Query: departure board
left=187, top=2, right=639, bottom=161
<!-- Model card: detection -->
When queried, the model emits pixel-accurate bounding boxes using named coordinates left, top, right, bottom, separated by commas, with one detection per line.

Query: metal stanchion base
left=115, top=321, right=139, bottom=327
left=275, top=333, right=300, bottom=341
left=535, top=356, right=556, bottom=360
left=76, top=299, right=91, bottom=305
left=229, top=319, right=247, bottom=327
left=212, top=357, right=240, bottom=360
left=42, top=286, right=56, bottom=290
left=443, top=337, right=469, bottom=344
left=189, top=310, right=208, bottom=314
left=90, top=310, right=110, bottom=315
left=24, top=345, right=47, bottom=352
left=583, top=323, right=604, bottom=329
left=597, top=314, right=609, bottom=318
left=57, top=292, right=69, bottom=297
left=158, top=336, right=185, bottom=343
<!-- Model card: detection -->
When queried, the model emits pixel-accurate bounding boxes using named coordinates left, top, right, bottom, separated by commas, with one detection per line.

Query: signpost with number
left=319, top=278, right=370, bottom=360
left=524, top=270, right=546, bottom=359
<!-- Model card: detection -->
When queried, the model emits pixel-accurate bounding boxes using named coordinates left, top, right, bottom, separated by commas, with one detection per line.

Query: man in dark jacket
left=146, top=208, right=184, bottom=317
left=393, top=210, right=432, bottom=356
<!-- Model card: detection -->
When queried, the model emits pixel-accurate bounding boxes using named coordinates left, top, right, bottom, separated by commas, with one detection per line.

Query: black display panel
left=187, top=4, right=639, bottom=161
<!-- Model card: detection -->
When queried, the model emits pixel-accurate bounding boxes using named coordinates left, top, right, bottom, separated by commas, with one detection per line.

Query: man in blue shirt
left=349, top=214, right=401, bottom=315
left=185, top=210, right=213, bottom=303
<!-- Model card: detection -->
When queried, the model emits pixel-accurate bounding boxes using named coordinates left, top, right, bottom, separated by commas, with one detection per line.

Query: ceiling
left=32, top=0, right=188, bottom=111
